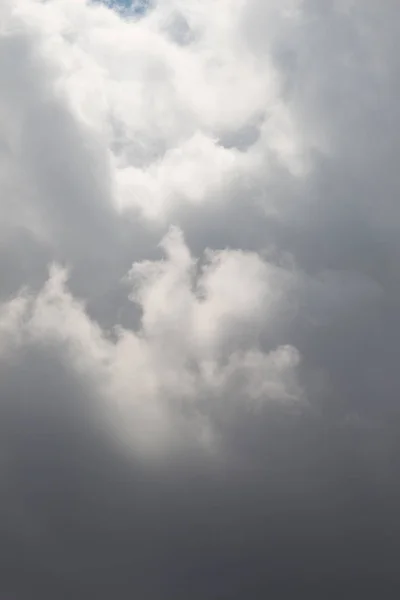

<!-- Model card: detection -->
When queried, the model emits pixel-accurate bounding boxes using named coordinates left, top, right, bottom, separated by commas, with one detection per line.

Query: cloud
left=0, top=230, right=302, bottom=458
left=1, top=0, right=400, bottom=597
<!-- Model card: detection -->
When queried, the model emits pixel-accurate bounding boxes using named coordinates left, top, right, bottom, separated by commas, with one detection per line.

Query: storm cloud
left=1, top=0, right=400, bottom=597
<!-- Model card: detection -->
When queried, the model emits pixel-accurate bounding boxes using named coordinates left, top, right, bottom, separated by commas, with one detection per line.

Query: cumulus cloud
left=1, top=0, right=400, bottom=597
left=0, top=229, right=301, bottom=459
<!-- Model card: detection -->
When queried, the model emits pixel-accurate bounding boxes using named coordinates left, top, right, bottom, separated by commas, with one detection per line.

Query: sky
left=97, top=0, right=149, bottom=14
left=1, top=0, right=400, bottom=597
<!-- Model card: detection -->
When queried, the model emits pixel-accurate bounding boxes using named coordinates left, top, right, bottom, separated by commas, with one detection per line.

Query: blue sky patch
left=95, top=0, right=150, bottom=16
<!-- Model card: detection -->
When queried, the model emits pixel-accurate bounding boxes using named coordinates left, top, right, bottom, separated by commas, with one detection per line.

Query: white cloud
left=0, top=229, right=302, bottom=457
left=7, top=0, right=303, bottom=224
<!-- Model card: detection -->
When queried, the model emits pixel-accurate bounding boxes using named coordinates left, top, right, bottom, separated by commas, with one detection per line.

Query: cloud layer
left=1, top=0, right=400, bottom=597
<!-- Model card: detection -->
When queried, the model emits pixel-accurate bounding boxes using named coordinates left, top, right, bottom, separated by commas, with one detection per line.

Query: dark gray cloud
left=1, top=0, right=400, bottom=597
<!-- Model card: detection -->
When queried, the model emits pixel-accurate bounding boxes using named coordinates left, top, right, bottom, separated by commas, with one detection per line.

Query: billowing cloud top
left=1, top=0, right=400, bottom=597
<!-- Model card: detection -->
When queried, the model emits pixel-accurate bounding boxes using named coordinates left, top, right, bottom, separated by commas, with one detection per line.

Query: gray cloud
left=1, top=0, right=400, bottom=597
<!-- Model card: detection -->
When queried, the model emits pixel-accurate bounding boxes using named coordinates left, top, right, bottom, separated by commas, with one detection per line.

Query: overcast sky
left=1, top=0, right=400, bottom=597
